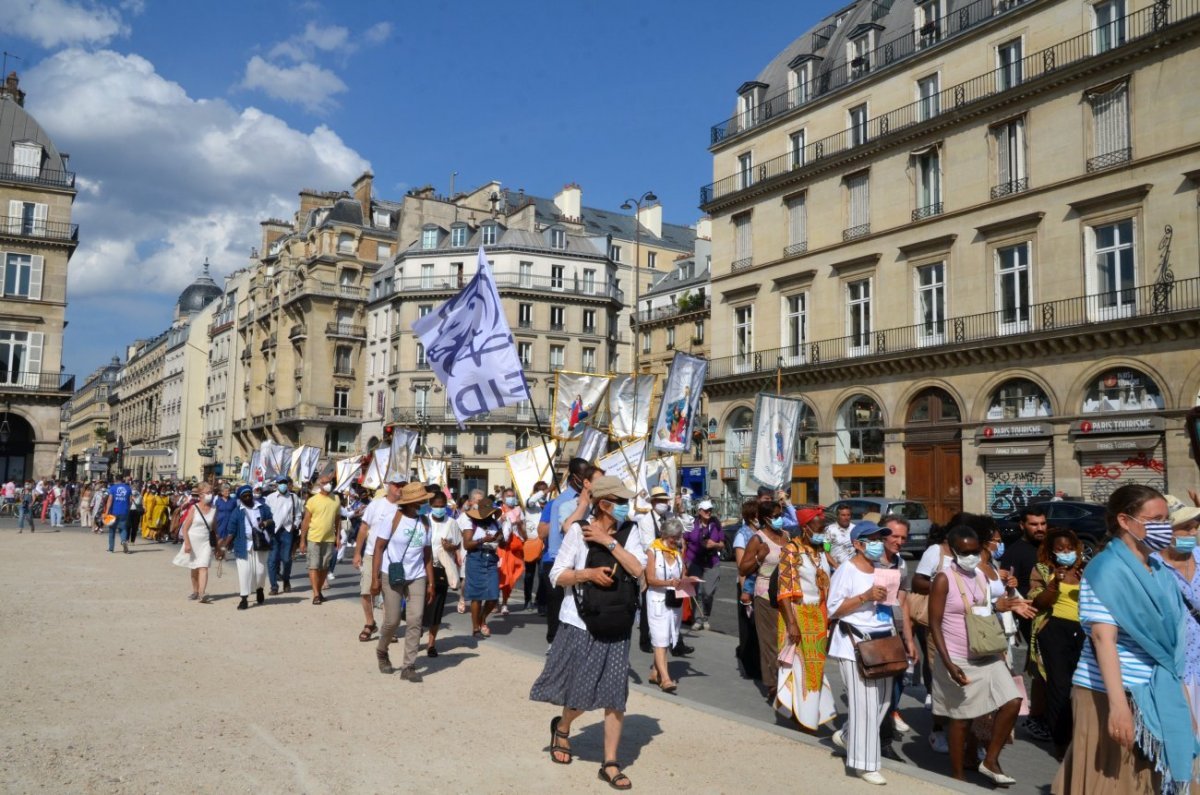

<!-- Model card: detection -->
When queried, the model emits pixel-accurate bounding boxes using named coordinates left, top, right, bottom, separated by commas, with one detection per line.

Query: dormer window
left=11, top=142, right=42, bottom=179
left=450, top=224, right=469, bottom=247
left=915, top=0, right=944, bottom=49
left=421, top=226, right=439, bottom=250
left=337, top=232, right=356, bottom=254
left=736, top=81, right=768, bottom=133
left=847, top=24, right=881, bottom=80
left=481, top=223, right=497, bottom=246
left=372, top=209, right=392, bottom=229
left=787, top=58, right=816, bottom=106
left=550, top=228, right=567, bottom=250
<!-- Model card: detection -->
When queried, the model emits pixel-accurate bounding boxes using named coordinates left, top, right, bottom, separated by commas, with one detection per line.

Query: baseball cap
left=386, top=473, right=407, bottom=485
left=696, top=499, right=714, bottom=511
left=590, top=476, right=636, bottom=501
left=850, top=520, right=890, bottom=541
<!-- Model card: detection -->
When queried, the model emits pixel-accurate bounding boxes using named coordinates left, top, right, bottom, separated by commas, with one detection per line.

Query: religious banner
left=574, top=425, right=608, bottom=463
left=259, top=441, right=291, bottom=482
left=749, top=393, right=804, bottom=490
left=334, top=458, right=361, bottom=494
left=416, top=457, right=447, bottom=487
left=247, top=450, right=263, bottom=485
left=608, top=374, right=657, bottom=440
left=361, top=447, right=390, bottom=490
left=552, top=372, right=612, bottom=440
left=645, top=455, right=678, bottom=498
left=386, top=429, right=420, bottom=482
left=289, top=445, right=321, bottom=484
left=597, top=437, right=650, bottom=511
left=505, top=440, right=560, bottom=507
left=651, top=352, right=707, bottom=454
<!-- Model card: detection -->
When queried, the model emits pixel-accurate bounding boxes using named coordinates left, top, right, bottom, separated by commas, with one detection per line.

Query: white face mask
left=201, top=494, right=213, bottom=505
left=321, top=483, right=332, bottom=493
left=653, top=503, right=670, bottom=515
left=955, top=553, right=981, bottom=572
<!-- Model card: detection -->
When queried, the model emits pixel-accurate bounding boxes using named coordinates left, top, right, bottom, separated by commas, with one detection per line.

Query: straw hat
left=397, top=482, right=430, bottom=505
left=466, top=498, right=499, bottom=521
left=1165, top=494, right=1200, bottom=527
left=649, top=486, right=670, bottom=500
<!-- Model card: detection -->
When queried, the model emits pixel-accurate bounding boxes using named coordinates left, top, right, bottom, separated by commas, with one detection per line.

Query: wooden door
left=905, top=442, right=962, bottom=526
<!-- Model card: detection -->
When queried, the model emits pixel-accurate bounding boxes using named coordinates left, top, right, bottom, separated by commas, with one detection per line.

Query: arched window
left=836, top=395, right=884, bottom=464
left=906, top=387, right=961, bottom=425
left=794, top=400, right=819, bottom=463
left=1082, top=368, right=1163, bottom=413
left=726, top=407, right=754, bottom=469
left=986, top=378, right=1052, bottom=420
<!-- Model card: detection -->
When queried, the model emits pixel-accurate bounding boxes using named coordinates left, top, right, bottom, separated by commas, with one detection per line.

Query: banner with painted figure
left=289, top=445, right=321, bottom=484
left=361, top=447, right=390, bottom=490
left=247, top=451, right=263, bottom=485
left=552, top=372, right=612, bottom=440
left=652, top=352, right=707, bottom=454
left=574, top=425, right=608, bottom=463
left=749, top=393, right=804, bottom=490
left=609, top=374, right=657, bottom=440
left=506, top=441, right=560, bottom=508
left=412, top=246, right=529, bottom=426
left=416, top=457, right=447, bottom=487
left=259, top=441, right=292, bottom=482
left=386, top=429, right=420, bottom=482
left=597, top=437, right=651, bottom=511
left=645, top=455, right=678, bottom=498
left=334, top=458, right=361, bottom=494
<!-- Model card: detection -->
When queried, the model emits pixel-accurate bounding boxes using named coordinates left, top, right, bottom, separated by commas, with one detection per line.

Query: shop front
left=1071, top=368, right=1167, bottom=504
left=975, top=422, right=1056, bottom=518
left=834, top=394, right=885, bottom=499
left=681, top=465, right=707, bottom=497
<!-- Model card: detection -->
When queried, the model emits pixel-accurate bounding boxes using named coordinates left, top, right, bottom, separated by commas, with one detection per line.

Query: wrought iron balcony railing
left=843, top=223, right=871, bottom=241
left=1086, top=147, right=1133, bottom=172
left=325, top=323, right=367, bottom=338
left=990, top=178, right=1030, bottom=200
left=387, top=272, right=624, bottom=303
left=0, top=371, right=75, bottom=393
left=0, top=161, right=76, bottom=188
left=390, top=404, right=549, bottom=426
left=912, top=202, right=944, bottom=222
left=0, top=216, right=78, bottom=242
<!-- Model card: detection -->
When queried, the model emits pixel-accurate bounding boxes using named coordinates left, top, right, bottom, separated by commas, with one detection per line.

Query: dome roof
left=176, top=261, right=221, bottom=315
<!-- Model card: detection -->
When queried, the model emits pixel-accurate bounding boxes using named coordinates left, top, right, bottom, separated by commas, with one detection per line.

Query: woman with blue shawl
left=1053, top=485, right=1198, bottom=795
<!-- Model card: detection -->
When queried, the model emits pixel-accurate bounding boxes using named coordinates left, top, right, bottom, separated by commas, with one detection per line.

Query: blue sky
left=3, top=0, right=822, bottom=378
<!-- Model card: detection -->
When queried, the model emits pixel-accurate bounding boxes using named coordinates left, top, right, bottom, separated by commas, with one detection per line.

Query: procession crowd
left=6, top=465, right=1198, bottom=793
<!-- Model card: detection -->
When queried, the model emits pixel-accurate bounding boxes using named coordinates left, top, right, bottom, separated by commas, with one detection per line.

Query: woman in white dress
left=172, top=483, right=216, bottom=603
left=644, top=518, right=687, bottom=693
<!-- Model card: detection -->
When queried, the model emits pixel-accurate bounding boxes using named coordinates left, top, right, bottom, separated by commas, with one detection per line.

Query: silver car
left=825, top=498, right=932, bottom=557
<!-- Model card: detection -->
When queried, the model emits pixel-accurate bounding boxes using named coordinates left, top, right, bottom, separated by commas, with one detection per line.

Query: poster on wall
left=505, top=441, right=560, bottom=507
left=651, top=352, right=707, bottom=454
left=552, top=372, right=612, bottom=440
left=749, top=393, right=804, bottom=490
left=609, top=374, right=657, bottom=440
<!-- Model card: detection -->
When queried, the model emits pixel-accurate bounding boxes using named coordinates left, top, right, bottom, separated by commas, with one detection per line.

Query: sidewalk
left=0, top=524, right=952, bottom=793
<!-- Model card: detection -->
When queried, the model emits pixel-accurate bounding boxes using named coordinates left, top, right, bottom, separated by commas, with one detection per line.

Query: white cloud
left=22, top=48, right=370, bottom=298
left=0, top=0, right=128, bottom=47
left=240, top=55, right=347, bottom=112
left=269, top=22, right=351, bottom=61
left=364, top=21, right=392, bottom=45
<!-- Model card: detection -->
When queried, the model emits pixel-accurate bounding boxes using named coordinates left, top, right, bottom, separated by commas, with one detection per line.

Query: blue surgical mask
left=277, top=484, right=288, bottom=494
left=810, top=533, right=826, bottom=545
left=770, top=516, right=784, bottom=531
left=1054, top=551, right=1078, bottom=567
left=863, top=540, right=885, bottom=561
left=1172, top=536, right=1197, bottom=553
left=417, top=504, right=431, bottom=517
left=1141, top=521, right=1174, bottom=551
left=505, top=497, right=517, bottom=507
left=431, top=507, right=447, bottom=520
left=991, top=542, right=1005, bottom=561
left=610, top=503, right=630, bottom=523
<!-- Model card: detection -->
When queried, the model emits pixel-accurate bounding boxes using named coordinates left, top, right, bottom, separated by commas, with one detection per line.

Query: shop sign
left=974, top=422, right=1053, bottom=441
left=1070, top=416, right=1165, bottom=436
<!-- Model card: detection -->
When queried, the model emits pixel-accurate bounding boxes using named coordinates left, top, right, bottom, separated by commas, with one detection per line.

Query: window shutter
left=25, top=331, right=43, bottom=386
left=29, top=255, right=43, bottom=300
left=996, top=127, right=1011, bottom=185
left=7, top=200, right=19, bottom=234
left=848, top=174, right=869, bottom=227
left=788, top=196, right=807, bottom=246
left=32, top=203, right=47, bottom=236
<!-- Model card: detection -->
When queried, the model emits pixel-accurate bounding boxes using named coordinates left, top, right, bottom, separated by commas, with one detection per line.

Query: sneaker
left=856, top=771, right=887, bottom=786
left=400, top=667, right=423, bottom=683
left=929, top=730, right=949, bottom=754
left=499, top=605, right=509, bottom=617
left=924, top=694, right=933, bottom=710
left=121, top=542, right=129, bottom=553
left=891, top=711, right=912, bottom=734
left=1022, top=717, right=1052, bottom=743
left=327, top=573, right=336, bottom=582
left=832, top=729, right=846, bottom=750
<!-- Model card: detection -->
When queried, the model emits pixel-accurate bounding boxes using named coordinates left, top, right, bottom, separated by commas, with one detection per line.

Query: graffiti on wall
left=987, top=469, right=1055, bottom=517
left=1082, top=452, right=1166, bottom=504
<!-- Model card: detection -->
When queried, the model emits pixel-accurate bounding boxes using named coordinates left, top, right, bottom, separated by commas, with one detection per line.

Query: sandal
left=648, top=668, right=659, bottom=685
left=659, top=680, right=678, bottom=694
left=549, top=716, right=572, bottom=765
left=359, top=623, right=377, bottom=642
left=598, top=761, right=631, bottom=790
left=479, top=625, right=491, bottom=638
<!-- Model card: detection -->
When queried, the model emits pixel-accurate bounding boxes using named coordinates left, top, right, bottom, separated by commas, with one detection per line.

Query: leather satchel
left=840, top=622, right=908, bottom=680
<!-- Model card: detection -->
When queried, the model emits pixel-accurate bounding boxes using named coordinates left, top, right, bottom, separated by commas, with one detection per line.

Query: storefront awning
left=1075, top=435, right=1161, bottom=453
left=977, top=441, right=1051, bottom=457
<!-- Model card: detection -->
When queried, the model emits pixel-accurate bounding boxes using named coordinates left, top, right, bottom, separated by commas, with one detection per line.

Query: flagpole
left=528, top=401, right=563, bottom=495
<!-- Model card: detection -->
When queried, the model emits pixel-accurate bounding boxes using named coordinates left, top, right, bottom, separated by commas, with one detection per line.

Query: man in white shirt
left=371, top=482, right=433, bottom=681
left=264, top=476, right=303, bottom=595
left=825, top=504, right=857, bottom=567
left=353, top=475, right=404, bottom=641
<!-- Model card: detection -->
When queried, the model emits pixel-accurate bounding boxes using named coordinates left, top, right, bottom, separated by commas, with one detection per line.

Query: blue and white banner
left=749, top=393, right=803, bottom=491
left=386, top=429, right=419, bottom=482
left=651, top=352, right=707, bottom=454
left=413, top=247, right=529, bottom=426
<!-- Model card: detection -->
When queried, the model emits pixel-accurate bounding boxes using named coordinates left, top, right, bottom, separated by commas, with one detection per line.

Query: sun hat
left=1164, top=494, right=1200, bottom=527
left=649, top=486, right=670, bottom=500
left=397, top=482, right=430, bottom=505
left=466, top=497, right=499, bottom=520
left=590, top=476, right=636, bottom=502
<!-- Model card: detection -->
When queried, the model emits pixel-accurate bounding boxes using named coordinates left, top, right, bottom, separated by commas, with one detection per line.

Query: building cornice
left=1066, top=184, right=1153, bottom=216
left=975, top=212, right=1046, bottom=240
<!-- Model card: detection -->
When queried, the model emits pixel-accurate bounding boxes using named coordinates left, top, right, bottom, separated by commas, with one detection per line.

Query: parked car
left=995, top=499, right=1107, bottom=559
left=825, top=498, right=931, bottom=557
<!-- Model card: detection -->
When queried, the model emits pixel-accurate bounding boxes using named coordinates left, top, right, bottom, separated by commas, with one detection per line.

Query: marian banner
left=386, top=429, right=420, bottom=482
left=289, top=445, right=321, bottom=483
left=506, top=441, right=560, bottom=508
left=608, top=374, right=657, bottom=441
left=247, top=451, right=263, bottom=485
left=416, top=457, right=447, bottom=487
left=552, top=372, right=612, bottom=440
left=749, top=393, right=804, bottom=491
left=651, top=352, right=707, bottom=454
left=645, top=455, right=678, bottom=499
left=412, top=247, right=529, bottom=426
left=259, top=441, right=291, bottom=482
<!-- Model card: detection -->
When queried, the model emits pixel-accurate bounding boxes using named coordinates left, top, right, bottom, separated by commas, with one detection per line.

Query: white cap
left=697, top=499, right=714, bottom=511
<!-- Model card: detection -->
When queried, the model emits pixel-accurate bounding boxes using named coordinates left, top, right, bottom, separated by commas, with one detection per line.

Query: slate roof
left=643, top=255, right=711, bottom=299
left=520, top=193, right=696, bottom=253
left=0, top=93, right=70, bottom=175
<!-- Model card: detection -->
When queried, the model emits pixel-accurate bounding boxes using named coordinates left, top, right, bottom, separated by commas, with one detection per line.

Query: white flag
left=609, top=374, right=656, bottom=440
left=362, top=448, right=390, bottom=490
left=417, top=457, right=447, bottom=487
left=334, top=458, right=361, bottom=494
left=506, top=441, right=559, bottom=508
left=413, top=247, right=528, bottom=426
left=386, top=429, right=419, bottom=482
left=289, top=446, right=321, bottom=483
left=750, top=393, right=803, bottom=491
left=574, top=425, right=608, bottom=462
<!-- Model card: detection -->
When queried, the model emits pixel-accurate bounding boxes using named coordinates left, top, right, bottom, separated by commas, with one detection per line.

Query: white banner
left=361, top=448, right=390, bottom=490
left=750, top=393, right=803, bottom=491
left=289, top=445, right=321, bottom=483
left=417, top=457, right=447, bottom=487
left=386, top=429, right=419, bottom=482
left=247, top=451, right=263, bottom=486
left=505, top=441, right=560, bottom=508
left=574, top=424, right=608, bottom=462
left=652, top=352, right=707, bottom=454
left=334, top=458, right=361, bottom=494
left=552, top=372, right=612, bottom=440
left=608, top=374, right=657, bottom=440
left=645, top=455, right=679, bottom=499
left=259, top=440, right=291, bottom=482
left=597, top=438, right=650, bottom=511
left=412, top=247, right=529, bottom=426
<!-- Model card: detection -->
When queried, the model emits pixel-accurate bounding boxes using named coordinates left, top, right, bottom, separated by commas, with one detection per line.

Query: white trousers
left=236, top=550, right=268, bottom=596
left=837, top=658, right=891, bottom=773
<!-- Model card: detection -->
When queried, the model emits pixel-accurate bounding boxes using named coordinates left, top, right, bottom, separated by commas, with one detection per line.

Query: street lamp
left=619, top=191, right=657, bottom=377
left=0, top=401, right=10, bottom=446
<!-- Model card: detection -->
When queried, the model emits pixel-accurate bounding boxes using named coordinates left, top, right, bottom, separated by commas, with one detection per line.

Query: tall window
left=421, top=227, right=438, bottom=249
left=518, top=341, right=532, bottom=366
left=334, top=345, right=352, bottom=374
left=993, top=118, right=1027, bottom=197
left=647, top=252, right=656, bottom=269
left=694, top=319, right=705, bottom=343
left=997, top=38, right=1023, bottom=90
left=582, top=268, right=596, bottom=293
left=420, top=263, right=434, bottom=289
left=417, top=304, right=432, bottom=318
left=666, top=326, right=676, bottom=349
left=582, top=347, right=596, bottom=372
left=550, top=228, right=567, bottom=249
left=609, top=244, right=622, bottom=263
left=915, top=147, right=941, bottom=216
left=450, top=225, right=468, bottom=247
left=550, top=265, right=564, bottom=289
left=377, top=243, right=391, bottom=264
left=582, top=309, right=596, bottom=334
left=333, top=387, right=350, bottom=416
left=519, top=261, right=532, bottom=287
left=8, top=201, right=46, bottom=236
left=550, top=306, right=564, bottom=330
left=473, top=431, right=488, bottom=455
left=849, top=104, right=869, bottom=147
left=3, top=253, right=41, bottom=299
left=996, top=242, right=1031, bottom=334
left=790, top=62, right=811, bottom=105
left=784, top=293, right=807, bottom=365
left=0, top=329, right=39, bottom=383
left=847, top=279, right=872, bottom=356
left=1087, top=219, right=1136, bottom=320
left=790, top=130, right=806, bottom=169
left=641, top=332, right=651, bottom=354
left=786, top=194, right=807, bottom=255
left=917, top=74, right=940, bottom=120
left=337, top=232, right=355, bottom=254
left=481, top=223, right=497, bottom=245
left=518, top=302, right=532, bottom=328
left=416, top=342, right=428, bottom=369
left=846, top=172, right=870, bottom=238
left=915, top=0, right=942, bottom=48
left=849, top=34, right=871, bottom=78
left=738, top=153, right=754, bottom=190
left=1087, top=83, right=1130, bottom=170
left=11, top=142, right=41, bottom=178
left=733, top=212, right=752, bottom=268
left=916, top=263, right=946, bottom=345
left=443, top=431, right=459, bottom=454
left=734, top=305, right=754, bottom=370
left=1094, top=0, right=1126, bottom=53
left=550, top=345, right=565, bottom=369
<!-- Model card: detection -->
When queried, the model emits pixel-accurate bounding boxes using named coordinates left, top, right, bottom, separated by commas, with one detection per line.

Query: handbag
left=909, top=547, right=947, bottom=627
left=659, top=554, right=683, bottom=608
left=840, top=621, right=908, bottom=680
left=951, top=567, right=1009, bottom=658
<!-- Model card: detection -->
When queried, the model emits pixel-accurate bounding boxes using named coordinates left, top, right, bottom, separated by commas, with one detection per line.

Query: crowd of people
left=7, top=466, right=1198, bottom=793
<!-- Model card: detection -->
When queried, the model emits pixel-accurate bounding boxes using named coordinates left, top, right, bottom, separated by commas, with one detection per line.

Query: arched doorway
left=0, top=411, right=35, bottom=483
left=904, top=387, right=963, bottom=525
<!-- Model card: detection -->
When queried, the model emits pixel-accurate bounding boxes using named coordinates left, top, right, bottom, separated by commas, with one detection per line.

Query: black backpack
left=573, top=520, right=640, bottom=642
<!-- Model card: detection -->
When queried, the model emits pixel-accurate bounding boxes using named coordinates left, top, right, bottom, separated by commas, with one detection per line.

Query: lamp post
left=620, top=191, right=657, bottom=377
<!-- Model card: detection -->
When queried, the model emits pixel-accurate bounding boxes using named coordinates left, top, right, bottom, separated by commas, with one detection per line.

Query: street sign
left=126, top=448, right=172, bottom=458
left=197, top=448, right=215, bottom=458
left=92, top=457, right=110, bottom=465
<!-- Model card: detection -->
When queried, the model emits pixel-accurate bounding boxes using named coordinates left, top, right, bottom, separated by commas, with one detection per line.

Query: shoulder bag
left=659, top=552, right=683, bottom=609
left=839, top=621, right=908, bottom=680
left=250, top=505, right=276, bottom=552
left=574, top=521, right=640, bottom=641
left=909, top=547, right=947, bottom=627
left=950, top=567, right=1009, bottom=658
left=384, top=516, right=426, bottom=589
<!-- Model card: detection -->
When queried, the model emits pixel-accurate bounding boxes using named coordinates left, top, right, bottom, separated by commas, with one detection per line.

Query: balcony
left=843, top=224, right=871, bottom=242
left=990, top=178, right=1030, bottom=200
left=326, top=322, right=367, bottom=339
left=550, top=322, right=565, bottom=332
left=283, top=280, right=369, bottom=305
left=391, top=272, right=624, bottom=303
left=707, top=276, right=1200, bottom=383
left=911, top=202, right=944, bottom=222
left=0, top=161, right=76, bottom=189
left=701, top=0, right=1195, bottom=206
left=784, top=242, right=808, bottom=257
left=731, top=257, right=753, bottom=272
left=333, top=368, right=356, bottom=379
left=390, top=404, right=547, bottom=426
left=1086, top=147, right=1133, bottom=173
left=631, top=297, right=712, bottom=328
left=0, top=371, right=74, bottom=395
left=0, top=216, right=79, bottom=244
left=288, top=324, right=307, bottom=340
left=274, top=404, right=363, bottom=424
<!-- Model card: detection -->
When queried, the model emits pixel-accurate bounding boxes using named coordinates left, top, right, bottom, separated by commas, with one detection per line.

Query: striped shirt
left=1072, top=574, right=1157, bottom=691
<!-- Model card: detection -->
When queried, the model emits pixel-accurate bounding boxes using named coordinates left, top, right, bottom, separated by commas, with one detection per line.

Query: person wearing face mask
left=683, top=499, right=725, bottom=631
left=730, top=499, right=762, bottom=679
left=171, top=483, right=216, bottom=603
left=298, top=474, right=340, bottom=605
left=529, top=476, right=646, bottom=788
left=454, top=488, right=485, bottom=615
left=423, top=491, right=462, bottom=657
left=644, top=517, right=688, bottom=693
left=1152, top=495, right=1200, bottom=740
left=637, top=487, right=673, bottom=654
left=521, top=482, right=548, bottom=612
left=462, top=497, right=505, bottom=639
left=371, top=483, right=435, bottom=681
left=826, top=521, right=896, bottom=786
left=1054, top=485, right=1197, bottom=795
left=738, top=499, right=790, bottom=700
left=496, top=487, right=526, bottom=617
left=264, top=476, right=302, bottom=596
left=217, top=485, right=275, bottom=610
left=539, top=459, right=595, bottom=647
left=1027, top=528, right=1086, bottom=760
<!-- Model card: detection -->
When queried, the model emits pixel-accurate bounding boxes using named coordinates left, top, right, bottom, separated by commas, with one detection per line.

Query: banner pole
left=529, top=402, right=564, bottom=495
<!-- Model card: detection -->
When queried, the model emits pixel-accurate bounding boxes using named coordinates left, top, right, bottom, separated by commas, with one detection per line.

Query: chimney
left=694, top=216, right=712, bottom=240
left=260, top=219, right=289, bottom=253
left=637, top=203, right=662, bottom=239
left=352, top=171, right=373, bottom=221
left=298, top=188, right=325, bottom=217
left=554, top=182, right=582, bottom=220
left=0, top=72, right=25, bottom=106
